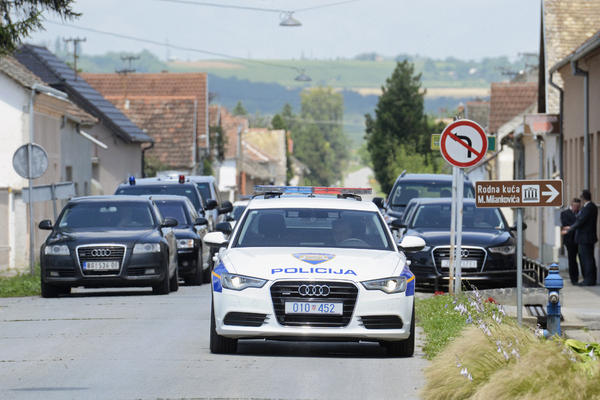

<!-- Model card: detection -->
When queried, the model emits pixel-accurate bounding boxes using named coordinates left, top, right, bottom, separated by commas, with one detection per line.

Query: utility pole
left=116, top=55, right=140, bottom=75
left=63, top=37, right=86, bottom=80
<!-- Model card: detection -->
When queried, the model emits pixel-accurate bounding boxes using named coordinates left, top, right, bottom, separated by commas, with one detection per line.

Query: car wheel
left=153, top=264, right=171, bottom=295
left=41, top=281, right=61, bottom=298
left=170, top=263, right=179, bottom=292
left=210, top=299, right=237, bottom=354
left=188, top=251, right=204, bottom=286
left=383, top=303, right=415, bottom=357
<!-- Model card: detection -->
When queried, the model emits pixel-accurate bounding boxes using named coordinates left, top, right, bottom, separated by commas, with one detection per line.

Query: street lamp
left=294, top=68, right=312, bottom=82
left=280, top=12, right=302, bottom=27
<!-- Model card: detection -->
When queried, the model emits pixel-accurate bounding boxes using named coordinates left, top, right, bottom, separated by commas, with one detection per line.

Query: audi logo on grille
left=298, top=284, right=330, bottom=297
left=91, top=249, right=112, bottom=257
left=461, top=249, right=469, bottom=258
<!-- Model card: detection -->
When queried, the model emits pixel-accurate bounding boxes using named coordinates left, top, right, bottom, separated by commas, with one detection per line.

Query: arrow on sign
left=542, top=184, right=559, bottom=203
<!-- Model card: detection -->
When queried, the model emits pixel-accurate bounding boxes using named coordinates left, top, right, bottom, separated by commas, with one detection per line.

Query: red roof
left=82, top=72, right=208, bottom=147
left=109, top=96, right=196, bottom=169
left=488, top=82, right=537, bottom=134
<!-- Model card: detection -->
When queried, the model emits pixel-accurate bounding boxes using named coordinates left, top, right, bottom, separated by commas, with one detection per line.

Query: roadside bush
left=420, top=291, right=600, bottom=400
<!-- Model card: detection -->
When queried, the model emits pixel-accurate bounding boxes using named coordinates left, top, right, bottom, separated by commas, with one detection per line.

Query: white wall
left=0, top=73, right=28, bottom=189
left=87, top=124, right=142, bottom=195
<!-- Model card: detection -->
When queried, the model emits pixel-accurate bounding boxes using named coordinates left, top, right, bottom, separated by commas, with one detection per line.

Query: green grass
left=416, top=295, right=471, bottom=359
left=168, top=59, right=490, bottom=90
left=0, top=267, right=40, bottom=297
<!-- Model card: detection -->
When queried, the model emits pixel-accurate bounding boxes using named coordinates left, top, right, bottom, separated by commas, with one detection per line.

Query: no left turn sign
left=440, top=119, right=488, bottom=168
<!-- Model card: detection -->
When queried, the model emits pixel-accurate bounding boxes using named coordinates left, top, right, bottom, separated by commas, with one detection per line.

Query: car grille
left=359, top=315, right=404, bottom=329
left=433, top=246, right=486, bottom=272
left=223, top=312, right=268, bottom=327
left=270, top=281, right=358, bottom=327
left=77, top=245, right=126, bottom=276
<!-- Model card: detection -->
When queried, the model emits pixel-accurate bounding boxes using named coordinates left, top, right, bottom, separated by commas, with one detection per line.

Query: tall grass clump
left=420, top=289, right=600, bottom=400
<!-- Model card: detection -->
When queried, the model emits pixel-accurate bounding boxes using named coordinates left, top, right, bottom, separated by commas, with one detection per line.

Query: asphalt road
left=344, top=167, right=375, bottom=201
left=0, top=285, right=428, bottom=400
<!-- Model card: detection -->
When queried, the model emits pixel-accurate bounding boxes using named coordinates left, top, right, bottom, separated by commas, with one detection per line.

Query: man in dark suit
left=563, top=190, right=597, bottom=286
left=561, top=198, right=581, bottom=284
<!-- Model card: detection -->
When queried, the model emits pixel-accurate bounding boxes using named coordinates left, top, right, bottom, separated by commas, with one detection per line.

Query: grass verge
left=418, top=292, right=600, bottom=400
left=0, top=267, right=40, bottom=297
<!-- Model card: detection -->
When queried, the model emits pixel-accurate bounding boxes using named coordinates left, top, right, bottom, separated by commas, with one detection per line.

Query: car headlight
left=133, top=243, right=161, bottom=254
left=44, top=245, right=70, bottom=256
left=221, top=272, right=267, bottom=291
left=489, top=245, right=515, bottom=255
left=361, top=276, right=407, bottom=294
left=177, top=239, right=195, bottom=249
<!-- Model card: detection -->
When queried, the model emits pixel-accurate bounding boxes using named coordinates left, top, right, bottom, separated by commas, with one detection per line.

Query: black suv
left=395, top=198, right=517, bottom=291
left=374, top=173, right=475, bottom=226
left=39, top=196, right=179, bottom=297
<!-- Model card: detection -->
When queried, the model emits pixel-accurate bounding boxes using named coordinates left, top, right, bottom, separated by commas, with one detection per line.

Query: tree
left=232, top=100, right=247, bottom=116
left=365, top=60, right=443, bottom=194
left=0, top=1, right=80, bottom=54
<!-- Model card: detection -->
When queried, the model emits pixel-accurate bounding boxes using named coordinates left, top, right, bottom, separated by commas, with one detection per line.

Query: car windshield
left=410, top=204, right=505, bottom=230
left=155, top=201, right=190, bottom=226
left=116, top=185, right=201, bottom=210
left=390, top=181, right=475, bottom=207
left=233, top=208, right=393, bottom=250
left=232, top=205, right=247, bottom=220
left=57, top=202, right=155, bottom=230
left=195, top=182, right=212, bottom=203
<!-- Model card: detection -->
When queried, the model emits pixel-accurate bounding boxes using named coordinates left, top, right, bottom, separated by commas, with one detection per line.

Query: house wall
left=61, top=122, right=93, bottom=197
left=559, top=49, right=600, bottom=283
left=87, top=124, right=142, bottom=195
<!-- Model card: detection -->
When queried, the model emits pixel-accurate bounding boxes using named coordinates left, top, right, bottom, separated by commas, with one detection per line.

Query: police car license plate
left=285, top=302, right=343, bottom=315
left=441, top=259, right=478, bottom=269
left=83, top=261, right=119, bottom=271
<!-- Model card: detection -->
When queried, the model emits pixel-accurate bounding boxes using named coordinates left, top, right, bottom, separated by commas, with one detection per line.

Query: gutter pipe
left=571, top=60, right=590, bottom=190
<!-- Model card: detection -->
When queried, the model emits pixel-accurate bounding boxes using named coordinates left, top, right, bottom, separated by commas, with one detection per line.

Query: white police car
left=204, top=186, right=425, bottom=356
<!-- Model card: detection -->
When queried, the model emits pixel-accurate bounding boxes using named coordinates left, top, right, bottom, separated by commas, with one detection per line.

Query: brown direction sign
left=475, top=180, right=563, bottom=208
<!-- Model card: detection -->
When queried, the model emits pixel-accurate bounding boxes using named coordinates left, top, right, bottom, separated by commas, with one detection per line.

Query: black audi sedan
left=38, top=196, right=179, bottom=297
left=395, top=198, right=517, bottom=291
left=149, top=195, right=210, bottom=285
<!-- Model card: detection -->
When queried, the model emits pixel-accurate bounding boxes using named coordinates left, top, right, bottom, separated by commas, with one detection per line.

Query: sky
left=30, top=0, right=541, bottom=61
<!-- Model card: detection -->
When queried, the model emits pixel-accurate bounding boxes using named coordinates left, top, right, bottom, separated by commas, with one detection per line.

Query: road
left=345, top=166, right=375, bottom=201
left=0, top=285, right=428, bottom=400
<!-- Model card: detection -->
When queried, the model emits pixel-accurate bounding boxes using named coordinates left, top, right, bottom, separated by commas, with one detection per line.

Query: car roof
left=117, top=181, right=197, bottom=188
left=247, top=196, right=380, bottom=211
left=233, top=200, right=249, bottom=206
left=69, top=195, right=151, bottom=203
left=412, top=198, right=477, bottom=206
left=394, top=173, right=471, bottom=182
left=145, top=194, right=190, bottom=202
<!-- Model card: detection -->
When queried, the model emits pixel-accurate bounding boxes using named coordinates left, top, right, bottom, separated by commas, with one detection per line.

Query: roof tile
left=489, top=82, right=538, bottom=134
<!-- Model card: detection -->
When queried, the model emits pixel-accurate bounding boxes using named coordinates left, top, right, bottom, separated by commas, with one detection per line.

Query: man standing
left=564, top=190, right=597, bottom=286
left=561, top=198, right=581, bottom=284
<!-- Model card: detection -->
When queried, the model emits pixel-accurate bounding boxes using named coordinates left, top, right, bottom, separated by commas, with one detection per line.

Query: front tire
left=383, top=304, right=415, bottom=357
left=153, top=267, right=171, bottom=295
left=210, top=300, right=237, bottom=354
left=170, top=264, right=179, bottom=292
left=41, top=281, right=61, bottom=298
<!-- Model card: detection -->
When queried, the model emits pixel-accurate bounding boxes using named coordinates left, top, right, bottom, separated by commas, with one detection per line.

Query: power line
left=154, top=0, right=359, bottom=13
left=46, top=21, right=304, bottom=73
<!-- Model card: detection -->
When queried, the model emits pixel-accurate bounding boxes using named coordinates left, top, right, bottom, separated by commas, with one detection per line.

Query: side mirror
left=398, top=235, right=426, bottom=252
left=390, top=219, right=406, bottom=230
left=161, top=217, right=178, bottom=228
left=373, top=197, right=385, bottom=209
left=39, top=219, right=53, bottom=230
left=194, top=217, right=208, bottom=226
left=203, top=231, right=229, bottom=248
left=215, top=221, right=233, bottom=235
left=218, top=200, right=233, bottom=215
left=510, top=222, right=528, bottom=232
left=205, top=199, right=218, bottom=211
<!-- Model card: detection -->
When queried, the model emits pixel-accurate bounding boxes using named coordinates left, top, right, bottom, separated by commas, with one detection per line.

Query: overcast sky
left=31, top=0, right=540, bottom=61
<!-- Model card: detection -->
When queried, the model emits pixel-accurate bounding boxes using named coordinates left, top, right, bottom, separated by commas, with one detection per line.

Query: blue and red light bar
left=254, top=185, right=372, bottom=195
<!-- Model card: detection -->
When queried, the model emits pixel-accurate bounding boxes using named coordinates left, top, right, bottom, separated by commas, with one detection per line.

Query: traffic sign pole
left=448, top=167, right=457, bottom=295
left=455, top=169, right=464, bottom=294
left=516, top=208, right=524, bottom=325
